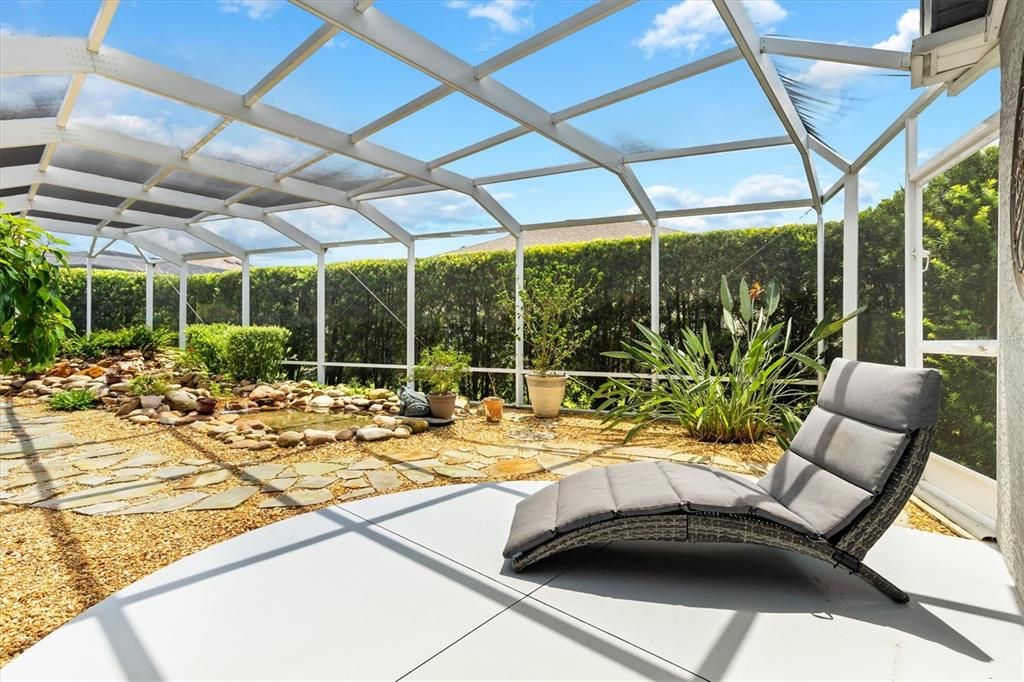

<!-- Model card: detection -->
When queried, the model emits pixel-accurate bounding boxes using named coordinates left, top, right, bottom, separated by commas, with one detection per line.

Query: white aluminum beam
left=905, top=116, right=923, bottom=368
left=145, top=262, right=154, bottom=329
left=316, top=249, right=326, bottom=384
left=241, top=254, right=250, bottom=326
left=815, top=209, right=825, bottom=363
left=650, top=222, right=660, bottom=333
left=178, top=265, right=188, bottom=348
left=263, top=213, right=324, bottom=251
left=514, top=234, right=524, bottom=406
left=406, top=241, right=415, bottom=389
left=475, top=161, right=595, bottom=186
left=623, top=135, right=791, bottom=163
left=87, top=0, right=120, bottom=53
left=947, top=45, right=999, bottom=97
left=911, top=111, right=999, bottom=184
left=295, top=1, right=659, bottom=225
left=552, top=47, right=742, bottom=122
left=348, top=0, right=633, bottom=143
left=850, top=85, right=945, bottom=175
left=185, top=224, right=246, bottom=259
left=85, top=258, right=93, bottom=335
left=182, top=119, right=232, bottom=159
left=842, top=172, right=858, bottom=359
left=55, top=74, right=85, bottom=128
left=659, top=197, right=813, bottom=219
left=808, top=136, right=852, bottom=174
left=1, top=118, right=412, bottom=246
left=244, top=23, right=339, bottom=106
left=712, top=0, right=820, bottom=212
left=759, top=36, right=910, bottom=71
left=0, top=37, right=487, bottom=202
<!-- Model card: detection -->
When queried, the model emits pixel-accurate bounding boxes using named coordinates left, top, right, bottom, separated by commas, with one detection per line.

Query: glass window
left=924, top=355, right=997, bottom=479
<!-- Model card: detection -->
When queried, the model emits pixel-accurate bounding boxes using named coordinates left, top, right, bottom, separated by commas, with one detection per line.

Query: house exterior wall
left=997, top=0, right=1024, bottom=600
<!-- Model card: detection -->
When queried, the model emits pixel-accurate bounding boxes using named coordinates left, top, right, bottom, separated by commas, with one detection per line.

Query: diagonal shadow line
left=3, top=406, right=164, bottom=680
left=909, top=592, right=1024, bottom=625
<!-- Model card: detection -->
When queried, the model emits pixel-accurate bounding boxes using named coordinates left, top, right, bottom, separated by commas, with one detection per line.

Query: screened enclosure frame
left=0, top=0, right=1002, bottom=414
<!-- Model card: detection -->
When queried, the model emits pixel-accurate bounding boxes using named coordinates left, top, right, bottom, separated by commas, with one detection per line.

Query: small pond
left=232, top=409, right=373, bottom=432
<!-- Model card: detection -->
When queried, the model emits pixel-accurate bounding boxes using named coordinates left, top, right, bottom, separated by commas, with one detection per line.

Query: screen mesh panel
left=50, top=146, right=161, bottom=184
left=36, top=184, right=124, bottom=207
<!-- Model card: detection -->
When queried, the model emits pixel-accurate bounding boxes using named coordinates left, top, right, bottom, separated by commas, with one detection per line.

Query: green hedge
left=51, top=149, right=998, bottom=475
left=186, top=323, right=290, bottom=382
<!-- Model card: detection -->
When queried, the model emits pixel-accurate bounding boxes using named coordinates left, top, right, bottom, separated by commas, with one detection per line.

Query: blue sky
left=0, top=0, right=1001, bottom=264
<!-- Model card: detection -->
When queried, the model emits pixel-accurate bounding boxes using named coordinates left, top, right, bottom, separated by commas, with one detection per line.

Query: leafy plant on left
left=0, top=208, right=74, bottom=373
left=49, top=388, right=97, bottom=411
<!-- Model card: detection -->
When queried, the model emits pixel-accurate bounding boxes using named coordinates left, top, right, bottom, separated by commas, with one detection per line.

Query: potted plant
left=507, top=264, right=600, bottom=418
left=129, top=374, right=169, bottom=409
left=414, top=345, right=470, bottom=419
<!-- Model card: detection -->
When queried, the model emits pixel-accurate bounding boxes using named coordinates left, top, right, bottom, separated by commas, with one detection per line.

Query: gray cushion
left=502, top=462, right=818, bottom=558
left=790, top=406, right=909, bottom=493
left=758, top=450, right=874, bottom=537
left=818, top=358, right=942, bottom=432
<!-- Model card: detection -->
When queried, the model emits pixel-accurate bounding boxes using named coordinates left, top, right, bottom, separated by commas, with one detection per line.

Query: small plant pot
left=196, top=397, right=217, bottom=415
left=427, top=393, right=457, bottom=419
left=482, top=396, right=504, bottom=422
left=526, top=374, right=567, bottom=419
left=140, top=395, right=163, bottom=409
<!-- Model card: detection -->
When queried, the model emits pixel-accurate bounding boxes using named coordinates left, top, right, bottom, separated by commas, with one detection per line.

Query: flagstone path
left=1, top=403, right=757, bottom=518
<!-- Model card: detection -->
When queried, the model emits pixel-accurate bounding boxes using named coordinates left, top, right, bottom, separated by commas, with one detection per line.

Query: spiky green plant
left=49, top=388, right=97, bottom=411
left=593, top=275, right=863, bottom=447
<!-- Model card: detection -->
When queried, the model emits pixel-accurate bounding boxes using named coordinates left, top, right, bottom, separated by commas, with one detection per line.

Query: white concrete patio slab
left=3, top=483, right=1021, bottom=681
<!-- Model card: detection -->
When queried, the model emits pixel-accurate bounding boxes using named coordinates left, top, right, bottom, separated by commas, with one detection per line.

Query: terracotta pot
left=428, top=393, right=457, bottom=419
left=482, top=396, right=504, bottom=422
left=140, top=395, right=163, bottom=409
left=526, top=374, right=566, bottom=419
left=196, top=397, right=217, bottom=415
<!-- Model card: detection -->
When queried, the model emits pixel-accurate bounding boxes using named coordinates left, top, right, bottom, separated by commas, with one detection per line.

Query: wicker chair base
left=510, top=513, right=909, bottom=603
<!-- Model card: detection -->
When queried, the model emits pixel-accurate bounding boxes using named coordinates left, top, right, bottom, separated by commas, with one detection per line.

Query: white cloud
left=204, top=134, right=307, bottom=170
left=800, top=9, right=919, bottom=90
left=218, top=0, right=284, bottom=20
left=635, top=0, right=786, bottom=58
left=447, top=1, right=534, bottom=34
left=369, top=190, right=495, bottom=233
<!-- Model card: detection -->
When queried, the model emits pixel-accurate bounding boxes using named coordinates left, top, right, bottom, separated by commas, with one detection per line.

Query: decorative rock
left=157, top=414, right=180, bottom=426
left=258, top=489, right=332, bottom=508
left=335, top=428, right=355, bottom=441
left=398, top=418, right=429, bottom=434
left=372, top=415, right=398, bottom=429
left=164, top=390, right=198, bottom=412
left=229, top=439, right=259, bottom=450
left=277, top=431, right=302, bottom=448
left=355, top=426, right=392, bottom=442
left=303, top=429, right=336, bottom=445
left=310, top=395, right=334, bottom=411
left=128, top=415, right=152, bottom=424
left=393, top=426, right=412, bottom=439
left=367, top=388, right=391, bottom=401
left=116, top=397, right=141, bottom=416
left=368, top=404, right=384, bottom=413
left=248, top=385, right=285, bottom=403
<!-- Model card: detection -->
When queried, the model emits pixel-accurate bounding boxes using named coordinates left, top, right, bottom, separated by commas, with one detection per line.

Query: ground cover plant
left=48, top=388, right=97, bottom=411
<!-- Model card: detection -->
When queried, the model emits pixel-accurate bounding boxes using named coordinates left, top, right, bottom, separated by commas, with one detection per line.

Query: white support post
left=815, top=209, right=825, bottom=384
left=85, top=258, right=93, bottom=336
left=241, top=254, right=250, bottom=326
left=842, top=173, right=859, bottom=359
left=144, top=262, right=154, bottom=329
left=904, top=117, right=924, bottom=368
left=178, top=264, right=188, bottom=349
left=316, top=249, right=326, bottom=385
left=406, top=242, right=415, bottom=389
left=650, top=221, right=660, bottom=334
left=514, top=234, right=525, bottom=407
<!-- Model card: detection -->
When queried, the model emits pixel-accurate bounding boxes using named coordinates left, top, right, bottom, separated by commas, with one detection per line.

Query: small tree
left=414, top=345, right=470, bottom=395
left=501, top=263, right=601, bottom=376
left=0, top=209, right=74, bottom=372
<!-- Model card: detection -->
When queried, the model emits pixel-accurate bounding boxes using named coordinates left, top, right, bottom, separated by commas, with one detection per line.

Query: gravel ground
left=0, top=399, right=952, bottom=666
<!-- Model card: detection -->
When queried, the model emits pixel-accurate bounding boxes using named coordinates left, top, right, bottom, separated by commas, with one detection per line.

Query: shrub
left=185, top=323, right=234, bottom=374
left=129, top=374, right=169, bottom=397
left=62, top=325, right=174, bottom=358
left=49, top=388, right=97, bottom=411
left=223, top=326, right=290, bottom=383
left=414, top=346, right=470, bottom=395
left=594, top=275, right=861, bottom=447
left=1, top=209, right=74, bottom=372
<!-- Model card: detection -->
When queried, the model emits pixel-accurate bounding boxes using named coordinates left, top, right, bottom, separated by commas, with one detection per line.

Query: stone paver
left=3, top=481, right=71, bottom=505
left=613, top=446, right=677, bottom=459
left=116, top=492, right=209, bottom=515
left=399, top=468, right=435, bottom=484
left=76, top=474, right=114, bottom=486
left=37, top=480, right=166, bottom=510
left=190, top=486, right=258, bottom=510
left=339, top=488, right=373, bottom=501
left=433, top=465, right=487, bottom=479
left=342, top=478, right=370, bottom=488
left=349, top=457, right=387, bottom=470
left=292, top=462, right=342, bottom=476
left=115, top=453, right=171, bottom=469
left=261, top=478, right=297, bottom=492
left=484, top=458, right=544, bottom=477
left=73, top=500, right=130, bottom=516
left=293, top=476, right=335, bottom=490
left=2, top=467, right=79, bottom=489
left=551, top=462, right=593, bottom=476
left=69, top=444, right=128, bottom=460
left=394, top=458, right=444, bottom=471
left=0, top=432, right=79, bottom=457
left=258, top=489, right=333, bottom=508
left=240, top=464, right=287, bottom=483
left=175, top=469, right=231, bottom=489
left=72, top=454, right=128, bottom=471
left=335, top=470, right=366, bottom=480
left=382, top=450, right=438, bottom=462
left=367, top=470, right=401, bottom=491
left=153, top=466, right=200, bottom=480
left=535, top=452, right=573, bottom=472
left=476, top=445, right=525, bottom=459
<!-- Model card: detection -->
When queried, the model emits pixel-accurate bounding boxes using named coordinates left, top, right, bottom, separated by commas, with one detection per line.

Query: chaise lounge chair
left=503, top=358, right=942, bottom=603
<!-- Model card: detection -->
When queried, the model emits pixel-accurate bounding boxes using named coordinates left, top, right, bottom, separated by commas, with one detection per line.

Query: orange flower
left=749, top=280, right=764, bottom=300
